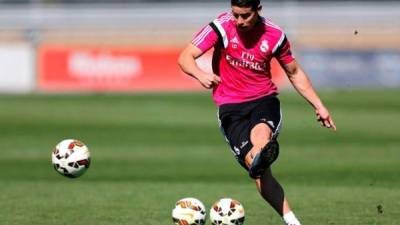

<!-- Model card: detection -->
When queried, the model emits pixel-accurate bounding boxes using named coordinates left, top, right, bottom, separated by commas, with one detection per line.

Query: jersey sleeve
left=273, top=34, right=295, bottom=65
left=191, top=24, right=219, bottom=53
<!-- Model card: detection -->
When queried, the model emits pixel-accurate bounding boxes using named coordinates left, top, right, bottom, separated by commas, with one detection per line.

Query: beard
left=237, top=25, right=251, bottom=32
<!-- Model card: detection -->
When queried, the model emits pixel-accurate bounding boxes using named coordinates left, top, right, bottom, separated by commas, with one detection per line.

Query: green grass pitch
left=0, top=89, right=399, bottom=225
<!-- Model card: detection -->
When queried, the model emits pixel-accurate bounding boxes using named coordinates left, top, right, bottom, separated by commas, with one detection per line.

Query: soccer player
left=178, top=0, right=336, bottom=224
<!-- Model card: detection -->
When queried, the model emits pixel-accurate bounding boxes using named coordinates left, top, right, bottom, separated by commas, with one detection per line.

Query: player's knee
left=251, top=123, right=272, bottom=147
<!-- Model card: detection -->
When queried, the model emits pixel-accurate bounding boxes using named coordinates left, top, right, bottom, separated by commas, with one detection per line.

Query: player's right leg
left=243, top=123, right=287, bottom=216
left=254, top=168, right=289, bottom=216
left=242, top=98, right=301, bottom=225
left=245, top=157, right=302, bottom=225
left=217, top=95, right=301, bottom=224
left=257, top=172, right=301, bottom=225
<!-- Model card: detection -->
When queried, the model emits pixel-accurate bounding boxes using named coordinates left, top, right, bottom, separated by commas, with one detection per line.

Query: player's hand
left=315, top=106, right=337, bottom=131
left=197, top=73, right=221, bottom=89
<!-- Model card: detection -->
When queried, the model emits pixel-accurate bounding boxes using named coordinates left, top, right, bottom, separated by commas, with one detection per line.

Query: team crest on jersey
left=260, top=40, right=269, bottom=53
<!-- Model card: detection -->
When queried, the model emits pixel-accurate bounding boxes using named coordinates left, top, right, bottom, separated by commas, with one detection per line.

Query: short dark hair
left=231, top=0, right=261, bottom=11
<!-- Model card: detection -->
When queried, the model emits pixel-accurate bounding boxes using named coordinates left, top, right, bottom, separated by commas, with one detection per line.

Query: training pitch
left=0, top=90, right=399, bottom=225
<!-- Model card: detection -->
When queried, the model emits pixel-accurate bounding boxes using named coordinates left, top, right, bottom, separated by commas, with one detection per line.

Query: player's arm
left=283, top=60, right=337, bottom=131
left=178, top=44, right=221, bottom=89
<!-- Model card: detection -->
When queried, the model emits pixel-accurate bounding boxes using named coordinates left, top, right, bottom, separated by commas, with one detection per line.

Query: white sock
left=283, top=211, right=301, bottom=225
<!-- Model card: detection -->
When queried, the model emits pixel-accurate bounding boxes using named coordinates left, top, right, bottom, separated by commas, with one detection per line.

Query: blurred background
left=0, top=0, right=399, bottom=93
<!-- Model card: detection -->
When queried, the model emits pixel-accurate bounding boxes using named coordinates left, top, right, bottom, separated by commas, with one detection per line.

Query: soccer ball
left=51, top=139, right=91, bottom=178
left=172, top=197, right=206, bottom=225
left=210, top=198, right=245, bottom=225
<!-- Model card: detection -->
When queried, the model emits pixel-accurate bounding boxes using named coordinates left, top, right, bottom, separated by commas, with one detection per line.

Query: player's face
left=231, top=6, right=260, bottom=32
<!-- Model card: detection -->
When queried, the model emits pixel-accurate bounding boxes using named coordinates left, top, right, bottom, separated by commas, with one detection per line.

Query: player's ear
left=257, top=5, right=262, bottom=12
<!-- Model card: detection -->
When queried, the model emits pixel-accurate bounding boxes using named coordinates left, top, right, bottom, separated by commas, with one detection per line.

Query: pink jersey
left=192, top=12, right=295, bottom=106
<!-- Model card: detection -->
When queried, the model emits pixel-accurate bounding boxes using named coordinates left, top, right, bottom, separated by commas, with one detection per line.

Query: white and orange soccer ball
left=210, top=198, right=245, bottom=225
left=172, top=197, right=206, bottom=225
left=51, top=139, right=91, bottom=178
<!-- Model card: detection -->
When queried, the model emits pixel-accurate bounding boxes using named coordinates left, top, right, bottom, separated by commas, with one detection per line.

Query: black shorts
left=217, top=94, right=282, bottom=169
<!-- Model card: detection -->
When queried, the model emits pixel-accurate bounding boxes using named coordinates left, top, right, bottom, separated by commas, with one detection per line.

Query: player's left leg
left=244, top=123, right=301, bottom=225
left=244, top=123, right=286, bottom=214
left=245, top=123, right=278, bottom=178
left=245, top=95, right=281, bottom=179
left=248, top=138, right=279, bottom=179
left=247, top=113, right=280, bottom=179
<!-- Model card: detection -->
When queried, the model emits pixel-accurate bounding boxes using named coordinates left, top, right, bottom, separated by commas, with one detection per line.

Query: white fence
left=0, top=2, right=399, bottom=92
left=0, top=44, right=34, bottom=93
left=0, top=2, right=399, bottom=44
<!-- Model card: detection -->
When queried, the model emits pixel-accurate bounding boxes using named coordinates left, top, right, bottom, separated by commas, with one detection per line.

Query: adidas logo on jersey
left=230, top=37, right=239, bottom=44
left=230, top=37, right=239, bottom=49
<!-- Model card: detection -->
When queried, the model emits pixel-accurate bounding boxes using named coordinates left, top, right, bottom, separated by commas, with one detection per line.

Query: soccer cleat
left=283, top=219, right=302, bottom=225
left=248, top=139, right=279, bottom=179
left=284, top=222, right=301, bottom=225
